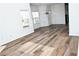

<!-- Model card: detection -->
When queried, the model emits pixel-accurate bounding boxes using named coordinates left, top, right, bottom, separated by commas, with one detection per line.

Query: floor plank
left=0, top=25, right=78, bottom=56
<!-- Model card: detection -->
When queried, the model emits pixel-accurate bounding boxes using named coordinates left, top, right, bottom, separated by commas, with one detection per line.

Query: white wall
left=69, top=3, right=79, bottom=36
left=31, top=5, right=39, bottom=12
left=0, top=3, right=34, bottom=46
left=39, top=5, right=49, bottom=27
left=39, top=3, right=65, bottom=26
left=50, top=3, right=65, bottom=24
left=46, top=5, right=52, bottom=25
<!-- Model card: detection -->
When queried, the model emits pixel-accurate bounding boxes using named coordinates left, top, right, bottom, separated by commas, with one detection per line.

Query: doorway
left=32, top=12, right=40, bottom=30
left=65, top=3, right=69, bottom=26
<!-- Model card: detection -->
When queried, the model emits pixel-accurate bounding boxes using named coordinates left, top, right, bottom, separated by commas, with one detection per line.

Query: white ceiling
left=30, top=3, right=65, bottom=6
left=30, top=3, right=56, bottom=6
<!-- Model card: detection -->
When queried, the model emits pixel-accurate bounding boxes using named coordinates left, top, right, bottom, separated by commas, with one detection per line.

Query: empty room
left=0, top=3, right=79, bottom=56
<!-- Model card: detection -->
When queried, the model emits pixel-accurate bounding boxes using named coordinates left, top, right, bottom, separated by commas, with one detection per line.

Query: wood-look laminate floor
left=0, top=25, right=78, bottom=56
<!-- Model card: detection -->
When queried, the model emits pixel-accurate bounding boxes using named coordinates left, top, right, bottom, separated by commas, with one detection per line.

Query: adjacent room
left=0, top=3, right=78, bottom=56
